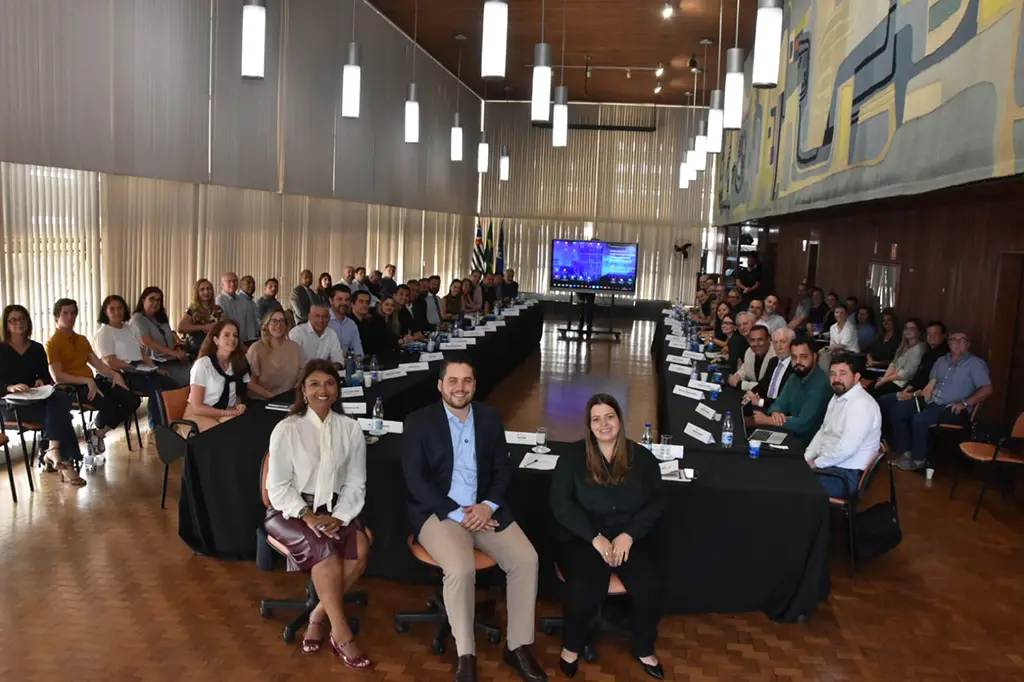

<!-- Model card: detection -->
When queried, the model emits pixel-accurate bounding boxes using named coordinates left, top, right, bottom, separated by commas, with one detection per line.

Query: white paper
left=673, top=385, right=705, bottom=401
left=665, top=354, right=692, bottom=364
left=519, top=453, right=560, bottom=470
left=341, top=402, right=367, bottom=415
left=688, top=379, right=719, bottom=392
left=398, top=362, right=430, bottom=372
left=357, top=418, right=404, bottom=434
left=504, top=309, right=521, bottom=317
left=463, top=329, right=486, bottom=337
left=667, top=338, right=689, bottom=350
left=341, top=386, right=364, bottom=398
left=484, top=322, right=498, bottom=331
left=683, top=350, right=706, bottom=361
left=440, top=341, right=468, bottom=350
left=127, top=364, right=159, bottom=374
left=695, top=402, right=719, bottom=421
left=659, top=460, right=679, bottom=475
left=380, top=368, right=408, bottom=380
left=681, top=468, right=696, bottom=482
left=684, top=422, right=716, bottom=444
left=462, top=338, right=478, bottom=346
left=661, top=308, right=675, bottom=315
left=495, top=320, right=507, bottom=327
left=265, top=402, right=291, bottom=412
left=2, top=385, right=55, bottom=403
left=668, top=364, right=694, bottom=376
left=651, top=444, right=685, bottom=460
left=505, top=431, right=538, bottom=445
left=420, top=352, right=444, bottom=362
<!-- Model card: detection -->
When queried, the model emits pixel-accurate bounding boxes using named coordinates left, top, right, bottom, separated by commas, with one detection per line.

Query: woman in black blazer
left=549, top=393, right=667, bottom=679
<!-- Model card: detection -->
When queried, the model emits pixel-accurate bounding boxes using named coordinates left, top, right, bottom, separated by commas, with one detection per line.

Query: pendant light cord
left=560, top=0, right=567, bottom=86
left=351, top=0, right=356, bottom=41
left=413, top=0, right=419, bottom=78
left=734, top=0, right=740, bottom=47
left=541, top=0, right=546, bottom=42
left=701, top=43, right=708, bottom=106
left=716, top=0, right=723, bottom=89
left=456, top=44, right=462, bottom=108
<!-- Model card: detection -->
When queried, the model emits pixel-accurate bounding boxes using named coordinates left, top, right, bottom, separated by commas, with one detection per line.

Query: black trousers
left=75, top=378, right=142, bottom=431
left=555, top=536, right=663, bottom=658
left=577, top=293, right=596, bottom=333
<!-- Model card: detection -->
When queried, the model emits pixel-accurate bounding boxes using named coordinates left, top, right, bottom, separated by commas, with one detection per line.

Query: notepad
left=519, top=454, right=559, bottom=470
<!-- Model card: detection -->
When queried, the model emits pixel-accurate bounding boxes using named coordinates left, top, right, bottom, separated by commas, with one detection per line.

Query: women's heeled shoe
left=636, top=656, right=665, bottom=680
left=329, top=635, right=372, bottom=671
left=558, top=656, right=578, bottom=678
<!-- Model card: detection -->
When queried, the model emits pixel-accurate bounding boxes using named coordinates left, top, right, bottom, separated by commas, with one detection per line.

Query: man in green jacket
left=752, top=338, right=830, bottom=439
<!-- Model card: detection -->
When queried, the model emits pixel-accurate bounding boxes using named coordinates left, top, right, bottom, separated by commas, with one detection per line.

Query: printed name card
left=661, top=309, right=675, bottom=315
left=695, top=403, right=720, bottom=421
left=440, top=341, right=468, bottom=350
left=525, top=300, right=538, bottom=307
left=505, top=431, right=538, bottom=445
left=398, top=362, right=430, bottom=372
left=420, top=352, right=444, bottom=362
left=380, top=368, right=408, bottom=380
left=665, top=354, right=692, bottom=364
left=673, top=385, right=705, bottom=401
left=667, top=338, right=689, bottom=350
left=358, top=418, right=404, bottom=434
left=651, top=444, right=685, bottom=460
left=464, top=329, right=486, bottom=337
left=341, top=402, right=367, bottom=415
left=495, top=320, right=508, bottom=327
left=684, top=422, right=716, bottom=444
left=659, top=461, right=679, bottom=478
left=341, top=386, right=364, bottom=398
left=461, top=337, right=478, bottom=346
left=668, top=364, right=694, bottom=376
left=688, top=379, right=719, bottom=392
left=504, top=309, right=521, bottom=316
left=484, top=322, right=498, bottom=331
left=683, top=350, right=706, bottom=361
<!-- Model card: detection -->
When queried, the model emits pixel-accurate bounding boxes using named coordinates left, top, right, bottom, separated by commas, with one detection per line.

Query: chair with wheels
left=393, top=535, right=502, bottom=655
left=539, top=565, right=631, bottom=663
left=152, top=387, right=197, bottom=508
left=819, top=444, right=890, bottom=577
left=256, top=453, right=369, bottom=643
left=950, top=412, right=1024, bottom=520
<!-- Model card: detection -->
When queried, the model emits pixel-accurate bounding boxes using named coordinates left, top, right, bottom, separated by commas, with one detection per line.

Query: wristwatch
left=298, top=506, right=312, bottom=519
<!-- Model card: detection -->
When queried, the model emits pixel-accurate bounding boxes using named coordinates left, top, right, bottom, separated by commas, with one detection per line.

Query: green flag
left=484, top=222, right=495, bottom=273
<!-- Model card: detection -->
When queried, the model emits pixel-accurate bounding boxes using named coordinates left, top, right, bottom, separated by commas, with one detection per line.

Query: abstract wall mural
left=715, top=0, right=1024, bottom=224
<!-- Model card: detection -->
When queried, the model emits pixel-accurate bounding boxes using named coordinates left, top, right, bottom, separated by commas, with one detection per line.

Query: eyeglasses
left=950, top=336, right=968, bottom=343
left=722, top=320, right=735, bottom=326
left=268, top=319, right=286, bottom=325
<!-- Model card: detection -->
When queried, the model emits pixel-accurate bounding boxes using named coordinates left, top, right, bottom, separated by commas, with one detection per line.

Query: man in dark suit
left=403, top=355, right=546, bottom=682
left=288, top=269, right=321, bottom=325
left=744, top=327, right=796, bottom=415
left=503, top=268, right=520, bottom=300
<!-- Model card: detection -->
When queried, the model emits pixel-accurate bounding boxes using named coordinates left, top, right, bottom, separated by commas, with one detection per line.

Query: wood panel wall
left=765, top=174, right=1024, bottom=424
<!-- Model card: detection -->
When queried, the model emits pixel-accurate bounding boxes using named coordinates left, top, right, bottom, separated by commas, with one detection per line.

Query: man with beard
left=753, top=338, right=830, bottom=440
left=257, top=277, right=284, bottom=321
left=803, top=354, right=882, bottom=499
left=402, top=356, right=547, bottom=682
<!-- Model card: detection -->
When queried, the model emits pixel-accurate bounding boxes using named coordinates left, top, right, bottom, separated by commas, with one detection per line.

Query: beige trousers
left=418, top=516, right=539, bottom=656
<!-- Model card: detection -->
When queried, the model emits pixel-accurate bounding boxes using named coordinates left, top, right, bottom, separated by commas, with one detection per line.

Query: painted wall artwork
left=715, top=0, right=1024, bottom=224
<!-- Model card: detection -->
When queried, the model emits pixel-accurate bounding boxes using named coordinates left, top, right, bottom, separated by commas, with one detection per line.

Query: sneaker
left=88, top=429, right=106, bottom=454
left=895, top=458, right=927, bottom=471
left=889, top=451, right=911, bottom=466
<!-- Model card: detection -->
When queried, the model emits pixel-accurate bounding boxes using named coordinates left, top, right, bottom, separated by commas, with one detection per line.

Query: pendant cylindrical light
left=752, top=0, right=783, bottom=88
left=341, top=42, right=361, bottom=118
left=552, top=86, right=568, bottom=147
left=405, top=83, right=419, bottom=143
left=481, top=0, right=509, bottom=78
left=723, top=48, right=745, bottom=130
left=693, top=120, right=708, bottom=171
left=241, top=0, right=267, bottom=79
left=478, top=142, right=490, bottom=172
left=679, top=162, right=690, bottom=189
left=450, top=112, right=464, bottom=161
left=531, top=43, right=553, bottom=122
left=499, top=145, right=510, bottom=181
left=707, top=89, right=725, bottom=153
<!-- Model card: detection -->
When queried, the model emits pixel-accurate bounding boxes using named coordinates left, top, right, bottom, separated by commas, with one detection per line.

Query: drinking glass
left=532, top=426, right=550, bottom=454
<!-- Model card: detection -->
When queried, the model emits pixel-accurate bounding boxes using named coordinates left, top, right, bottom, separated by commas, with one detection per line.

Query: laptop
left=747, top=429, right=788, bottom=446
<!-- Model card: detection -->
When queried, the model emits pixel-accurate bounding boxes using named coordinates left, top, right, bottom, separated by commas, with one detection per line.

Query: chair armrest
left=169, top=419, right=199, bottom=439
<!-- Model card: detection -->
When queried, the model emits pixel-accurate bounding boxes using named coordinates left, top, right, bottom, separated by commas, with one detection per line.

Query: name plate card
left=484, top=322, right=498, bottom=331
left=398, top=362, right=430, bottom=372
left=340, top=386, right=364, bottom=398
left=505, top=431, right=538, bottom=445
left=440, top=342, right=468, bottom=350
left=495, top=320, right=508, bottom=327
left=668, top=364, right=694, bottom=376
left=661, top=309, right=675, bottom=315
left=420, top=352, right=444, bottom=362
left=464, top=330, right=486, bottom=337
left=342, top=402, right=367, bottom=415
left=688, top=379, right=719, bottom=392
left=651, top=444, right=685, bottom=460
left=357, top=418, right=404, bottom=434
left=683, top=350, right=706, bottom=361
left=673, top=385, right=705, bottom=401
left=667, top=338, right=689, bottom=350
left=665, top=354, right=692, bottom=364
left=695, top=403, right=720, bottom=421
left=380, top=368, right=408, bottom=380
left=684, top=422, right=716, bottom=445
left=504, top=309, right=521, bottom=316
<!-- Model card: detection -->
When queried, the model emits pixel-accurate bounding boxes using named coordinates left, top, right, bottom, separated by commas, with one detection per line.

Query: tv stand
left=558, top=292, right=621, bottom=343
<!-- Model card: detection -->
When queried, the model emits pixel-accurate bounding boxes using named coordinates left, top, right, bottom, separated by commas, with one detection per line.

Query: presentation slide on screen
left=550, top=240, right=638, bottom=293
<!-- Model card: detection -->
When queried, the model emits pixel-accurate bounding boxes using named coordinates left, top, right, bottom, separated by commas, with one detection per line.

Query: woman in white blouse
left=828, top=305, right=860, bottom=353
left=182, top=320, right=250, bottom=432
left=264, top=359, right=371, bottom=670
left=94, top=294, right=181, bottom=433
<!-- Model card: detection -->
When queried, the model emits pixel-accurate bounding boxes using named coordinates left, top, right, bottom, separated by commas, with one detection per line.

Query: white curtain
left=0, top=162, right=102, bottom=341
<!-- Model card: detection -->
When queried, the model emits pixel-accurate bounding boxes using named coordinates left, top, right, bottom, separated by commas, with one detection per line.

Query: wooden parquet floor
left=2, top=321, right=1023, bottom=682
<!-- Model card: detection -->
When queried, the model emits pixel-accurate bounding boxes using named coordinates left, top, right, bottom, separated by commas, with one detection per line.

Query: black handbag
left=853, top=458, right=902, bottom=561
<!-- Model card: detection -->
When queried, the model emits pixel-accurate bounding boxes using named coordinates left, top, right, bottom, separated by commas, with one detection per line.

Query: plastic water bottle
left=370, top=355, right=379, bottom=382
left=353, top=355, right=364, bottom=385
left=427, top=332, right=437, bottom=353
left=721, top=411, right=734, bottom=448
left=346, top=353, right=357, bottom=386
left=372, top=397, right=384, bottom=433
left=641, top=423, right=653, bottom=448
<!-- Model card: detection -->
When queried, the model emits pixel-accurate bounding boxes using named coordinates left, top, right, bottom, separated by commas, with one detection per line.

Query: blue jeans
left=884, top=398, right=967, bottom=461
left=817, top=466, right=862, bottom=499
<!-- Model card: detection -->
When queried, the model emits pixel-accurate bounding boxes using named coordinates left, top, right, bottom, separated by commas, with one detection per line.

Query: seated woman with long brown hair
left=549, top=393, right=667, bottom=679
left=264, top=359, right=371, bottom=670
left=177, top=278, right=224, bottom=358
left=182, top=319, right=250, bottom=431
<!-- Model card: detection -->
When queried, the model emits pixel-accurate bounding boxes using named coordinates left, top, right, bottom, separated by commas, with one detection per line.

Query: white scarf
left=305, top=408, right=337, bottom=512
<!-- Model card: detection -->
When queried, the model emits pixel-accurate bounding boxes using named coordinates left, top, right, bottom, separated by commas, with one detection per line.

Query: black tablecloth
left=177, top=304, right=545, bottom=562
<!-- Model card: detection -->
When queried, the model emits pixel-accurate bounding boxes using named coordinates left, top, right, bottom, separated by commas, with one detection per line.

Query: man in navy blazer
left=403, top=354, right=546, bottom=682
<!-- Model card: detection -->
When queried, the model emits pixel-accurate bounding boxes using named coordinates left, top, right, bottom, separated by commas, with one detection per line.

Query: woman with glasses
left=0, top=304, right=86, bottom=486
left=246, top=310, right=303, bottom=401
left=872, top=318, right=926, bottom=396
left=131, top=286, right=191, bottom=386
left=177, top=278, right=224, bottom=358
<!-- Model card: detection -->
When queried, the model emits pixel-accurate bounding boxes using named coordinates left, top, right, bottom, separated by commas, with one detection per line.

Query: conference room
left=1, top=1, right=1023, bottom=681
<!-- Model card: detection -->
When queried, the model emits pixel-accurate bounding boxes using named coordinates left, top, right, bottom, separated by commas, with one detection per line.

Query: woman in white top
left=182, top=319, right=250, bottom=432
left=828, top=305, right=860, bottom=353
left=872, top=317, right=926, bottom=396
left=263, top=359, right=371, bottom=670
left=95, top=294, right=182, bottom=432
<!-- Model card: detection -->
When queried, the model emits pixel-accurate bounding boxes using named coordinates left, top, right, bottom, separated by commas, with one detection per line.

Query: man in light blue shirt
left=216, top=271, right=261, bottom=343
left=444, top=403, right=499, bottom=524
left=327, top=286, right=364, bottom=357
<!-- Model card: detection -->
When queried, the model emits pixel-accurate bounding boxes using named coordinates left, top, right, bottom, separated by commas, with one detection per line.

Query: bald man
left=289, top=268, right=321, bottom=325
left=216, top=271, right=260, bottom=342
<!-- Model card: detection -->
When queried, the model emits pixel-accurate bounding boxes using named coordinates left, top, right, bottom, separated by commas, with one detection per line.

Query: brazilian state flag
left=484, top=222, right=495, bottom=273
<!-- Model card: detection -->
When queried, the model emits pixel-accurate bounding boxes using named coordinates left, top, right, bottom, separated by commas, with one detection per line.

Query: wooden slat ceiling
left=366, top=0, right=758, bottom=106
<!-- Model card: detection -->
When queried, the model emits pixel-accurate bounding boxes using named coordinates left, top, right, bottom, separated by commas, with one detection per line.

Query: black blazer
left=289, top=285, right=321, bottom=324
left=403, top=401, right=514, bottom=535
left=753, top=356, right=795, bottom=409
left=410, top=296, right=434, bottom=331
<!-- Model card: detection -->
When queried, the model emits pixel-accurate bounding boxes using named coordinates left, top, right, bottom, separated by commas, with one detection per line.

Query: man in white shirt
left=424, top=275, right=444, bottom=328
left=288, top=304, right=345, bottom=366
left=828, top=306, right=859, bottom=353
left=805, top=354, right=882, bottom=499
left=216, top=271, right=261, bottom=343
left=761, top=295, right=788, bottom=335
left=728, top=325, right=774, bottom=391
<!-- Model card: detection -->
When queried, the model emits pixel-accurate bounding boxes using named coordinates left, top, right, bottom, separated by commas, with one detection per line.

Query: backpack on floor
left=853, top=458, right=902, bottom=561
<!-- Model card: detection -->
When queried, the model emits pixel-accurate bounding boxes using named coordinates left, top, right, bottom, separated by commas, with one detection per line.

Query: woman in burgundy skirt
left=264, top=359, right=372, bottom=670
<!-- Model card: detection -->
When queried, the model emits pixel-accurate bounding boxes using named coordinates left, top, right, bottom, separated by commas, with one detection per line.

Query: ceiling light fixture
left=723, top=0, right=745, bottom=130
left=241, top=0, right=266, bottom=79
left=552, top=0, right=569, bottom=148
left=531, top=0, right=552, bottom=122
left=752, top=0, right=782, bottom=88
left=654, top=82, right=663, bottom=95
left=341, top=0, right=361, bottom=118
left=661, top=2, right=674, bottom=20
left=451, top=37, right=465, bottom=161
left=691, top=42, right=709, bottom=171
left=478, top=82, right=489, bottom=172
left=655, top=63, right=664, bottom=78
left=679, top=94, right=691, bottom=189
left=481, top=0, right=509, bottom=78
left=405, top=0, right=420, bottom=143
left=707, top=1, right=725, bottom=153
left=499, top=144, right=510, bottom=181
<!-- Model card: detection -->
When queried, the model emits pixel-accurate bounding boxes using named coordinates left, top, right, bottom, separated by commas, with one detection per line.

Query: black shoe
left=503, top=645, right=548, bottom=681
left=558, top=655, right=578, bottom=678
left=455, top=654, right=477, bottom=682
left=636, top=656, right=665, bottom=680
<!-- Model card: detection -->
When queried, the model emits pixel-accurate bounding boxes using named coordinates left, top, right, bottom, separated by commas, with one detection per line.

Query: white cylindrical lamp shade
left=241, top=0, right=267, bottom=79
left=341, top=42, right=361, bottom=118
left=679, top=162, right=690, bottom=189
left=531, top=43, right=553, bottom=122
left=707, top=89, right=725, bottom=153
left=451, top=112, right=463, bottom=161
left=692, top=120, right=708, bottom=171
left=552, top=86, right=568, bottom=148
left=405, top=83, right=419, bottom=144
left=478, top=142, right=490, bottom=173
left=499, top=145, right=510, bottom=181
left=481, top=0, right=509, bottom=78
left=752, top=0, right=783, bottom=89
left=723, top=48, right=746, bottom=130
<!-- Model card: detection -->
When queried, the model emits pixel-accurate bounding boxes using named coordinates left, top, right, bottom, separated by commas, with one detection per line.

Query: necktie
left=768, top=362, right=784, bottom=398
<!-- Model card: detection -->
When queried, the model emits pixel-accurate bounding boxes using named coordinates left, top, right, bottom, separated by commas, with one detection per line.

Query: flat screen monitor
left=549, top=239, right=638, bottom=294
